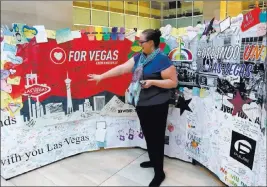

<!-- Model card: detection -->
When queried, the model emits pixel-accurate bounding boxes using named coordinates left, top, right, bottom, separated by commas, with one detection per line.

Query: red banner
left=4, top=34, right=133, bottom=101
left=241, top=7, right=261, bottom=32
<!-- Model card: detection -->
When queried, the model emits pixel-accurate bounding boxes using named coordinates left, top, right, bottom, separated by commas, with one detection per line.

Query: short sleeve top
left=132, top=52, right=173, bottom=106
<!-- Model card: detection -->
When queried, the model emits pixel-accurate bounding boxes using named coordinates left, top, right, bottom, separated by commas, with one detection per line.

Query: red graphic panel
left=241, top=7, right=261, bottom=32
left=7, top=34, right=133, bottom=102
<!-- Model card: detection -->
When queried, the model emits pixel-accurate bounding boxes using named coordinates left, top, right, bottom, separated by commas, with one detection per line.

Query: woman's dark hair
left=142, top=29, right=162, bottom=48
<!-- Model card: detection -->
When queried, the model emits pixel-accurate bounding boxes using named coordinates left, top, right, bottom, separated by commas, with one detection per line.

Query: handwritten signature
left=26, top=119, right=36, bottom=127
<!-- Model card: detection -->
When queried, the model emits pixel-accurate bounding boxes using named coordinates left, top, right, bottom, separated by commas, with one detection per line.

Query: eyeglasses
left=138, top=40, right=148, bottom=44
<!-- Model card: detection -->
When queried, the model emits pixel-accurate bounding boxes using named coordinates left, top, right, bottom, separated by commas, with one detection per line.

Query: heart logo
left=50, top=47, right=66, bottom=64
left=54, top=52, right=63, bottom=60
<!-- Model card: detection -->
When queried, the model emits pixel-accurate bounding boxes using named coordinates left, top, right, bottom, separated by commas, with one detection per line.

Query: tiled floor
left=1, top=148, right=225, bottom=186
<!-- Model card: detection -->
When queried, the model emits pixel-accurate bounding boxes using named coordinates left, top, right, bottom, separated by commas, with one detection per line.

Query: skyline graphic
left=18, top=71, right=126, bottom=123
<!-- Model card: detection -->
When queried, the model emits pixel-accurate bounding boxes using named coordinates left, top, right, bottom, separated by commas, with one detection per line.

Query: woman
left=88, top=29, right=178, bottom=186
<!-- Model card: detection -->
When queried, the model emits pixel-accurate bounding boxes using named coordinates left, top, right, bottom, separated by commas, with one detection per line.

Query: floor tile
left=1, top=177, right=15, bottom=186
left=100, top=174, right=143, bottom=186
left=161, top=176, right=188, bottom=186
left=66, top=148, right=143, bottom=174
left=37, top=161, right=97, bottom=186
left=171, top=164, right=222, bottom=186
left=117, top=154, right=155, bottom=186
left=1, top=148, right=225, bottom=186
left=8, top=170, right=55, bottom=186
left=60, top=157, right=114, bottom=185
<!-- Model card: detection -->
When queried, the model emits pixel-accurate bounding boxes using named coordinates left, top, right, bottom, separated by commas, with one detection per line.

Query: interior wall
left=1, top=1, right=73, bottom=30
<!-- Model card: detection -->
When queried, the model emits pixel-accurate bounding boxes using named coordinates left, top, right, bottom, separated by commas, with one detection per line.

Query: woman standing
left=88, top=29, right=178, bottom=186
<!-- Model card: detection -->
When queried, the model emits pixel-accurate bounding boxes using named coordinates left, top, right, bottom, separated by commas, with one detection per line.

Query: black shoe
left=149, top=172, right=165, bottom=187
left=140, top=161, right=153, bottom=168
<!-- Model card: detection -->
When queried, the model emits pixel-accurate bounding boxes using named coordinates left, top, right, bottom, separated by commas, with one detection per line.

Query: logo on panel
left=230, top=131, right=256, bottom=170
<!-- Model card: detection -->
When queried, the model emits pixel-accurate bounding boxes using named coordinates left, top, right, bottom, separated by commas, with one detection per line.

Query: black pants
left=136, top=102, right=169, bottom=175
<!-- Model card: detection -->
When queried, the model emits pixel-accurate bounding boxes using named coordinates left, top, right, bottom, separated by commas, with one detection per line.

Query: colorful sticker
left=1, top=91, right=23, bottom=116
left=7, top=76, right=21, bottom=85
left=95, top=27, right=103, bottom=41
left=118, top=27, right=125, bottom=41
left=0, top=79, right=12, bottom=93
left=6, top=53, right=23, bottom=65
left=192, top=87, right=200, bottom=96
left=111, top=27, right=118, bottom=40
left=33, top=25, right=48, bottom=43
left=1, top=25, right=13, bottom=36
left=12, top=23, right=28, bottom=44
left=3, top=43, right=17, bottom=53
left=3, top=35, right=17, bottom=45
left=46, top=29, right=56, bottom=39
left=22, top=25, right=38, bottom=42
left=55, top=28, right=73, bottom=44
left=102, top=27, right=110, bottom=41
left=259, top=11, right=267, bottom=23
left=1, top=69, right=10, bottom=80
left=86, top=26, right=95, bottom=41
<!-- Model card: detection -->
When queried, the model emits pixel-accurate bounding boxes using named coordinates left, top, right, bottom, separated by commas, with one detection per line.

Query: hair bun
left=154, top=29, right=162, bottom=37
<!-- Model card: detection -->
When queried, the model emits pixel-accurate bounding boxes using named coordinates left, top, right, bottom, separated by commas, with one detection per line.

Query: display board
left=0, top=24, right=190, bottom=179
left=160, top=8, right=266, bottom=186
left=1, top=8, right=266, bottom=186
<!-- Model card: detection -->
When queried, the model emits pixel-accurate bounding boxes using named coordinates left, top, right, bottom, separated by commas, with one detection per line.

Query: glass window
left=72, top=25, right=88, bottom=31
left=178, top=17, right=191, bottom=28
left=139, top=17, right=150, bottom=30
left=92, top=1, right=108, bottom=11
left=126, top=15, right=138, bottom=29
left=125, top=1, right=138, bottom=16
left=110, top=1, right=124, bottom=13
left=139, top=1, right=150, bottom=18
left=151, top=19, right=160, bottom=29
left=178, top=1, right=194, bottom=28
left=151, top=1, right=161, bottom=19
left=73, top=7, right=90, bottom=25
left=242, top=0, right=251, bottom=14
left=162, top=19, right=176, bottom=28
left=181, top=1, right=193, bottom=17
left=240, top=0, right=266, bottom=14
left=163, top=1, right=177, bottom=19
left=193, top=1, right=203, bottom=26
left=193, top=1, right=203, bottom=16
left=110, top=13, right=124, bottom=27
left=193, top=15, right=203, bottom=26
left=92, top=10, right=108, bottom=26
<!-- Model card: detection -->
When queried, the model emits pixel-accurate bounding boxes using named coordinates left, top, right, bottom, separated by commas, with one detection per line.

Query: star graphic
left=176, top=96, right=192, bottom=115
left=227, top=91, right=252, bottom=116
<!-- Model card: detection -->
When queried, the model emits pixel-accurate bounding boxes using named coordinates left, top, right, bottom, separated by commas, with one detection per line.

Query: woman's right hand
left=88, top=74, right=103, bottom=84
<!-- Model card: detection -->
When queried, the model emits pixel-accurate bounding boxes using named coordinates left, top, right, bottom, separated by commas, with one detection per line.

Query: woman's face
left=138, top=33, right=154, bottom=55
